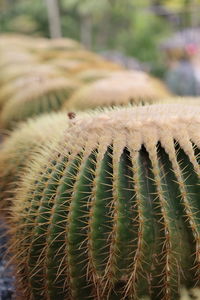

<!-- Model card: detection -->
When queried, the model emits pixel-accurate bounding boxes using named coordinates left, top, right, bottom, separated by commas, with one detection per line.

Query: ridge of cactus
left=9, top=104, right=200, bottom=299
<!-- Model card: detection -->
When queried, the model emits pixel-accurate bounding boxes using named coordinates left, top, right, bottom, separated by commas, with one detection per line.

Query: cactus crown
left=10, top=104, right=200, bottom=300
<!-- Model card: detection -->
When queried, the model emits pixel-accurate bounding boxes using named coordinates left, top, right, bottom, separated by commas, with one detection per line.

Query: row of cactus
left=0, top=34, right=111, bottom=128
left=0, top=34, right=172, bottom=129
left=1, top=34, right=200, bottom=300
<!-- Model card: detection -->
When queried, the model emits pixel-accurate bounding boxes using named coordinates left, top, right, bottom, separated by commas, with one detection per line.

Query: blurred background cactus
left=63, top=71, right=171, bottom=111
left=0, top=76, right=79, bottom=128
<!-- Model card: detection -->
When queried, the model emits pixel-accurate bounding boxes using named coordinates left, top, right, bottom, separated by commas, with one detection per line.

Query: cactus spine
left=10, top=104, right=200, bottom=299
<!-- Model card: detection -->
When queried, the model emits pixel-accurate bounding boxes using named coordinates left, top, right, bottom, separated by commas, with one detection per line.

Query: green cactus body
left=10, top=104, right=200, bottom=299
left=13, top=155, right=56, bottom=298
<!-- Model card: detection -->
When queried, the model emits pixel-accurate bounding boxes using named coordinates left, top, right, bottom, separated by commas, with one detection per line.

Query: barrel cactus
left=0, top=49, right=37, bottom=70
left=0, top=76, right=80, bottom=128
left=0, top=65, right=67, bottom=108
left=63, top=71, right=171, bottom=111
left=10, top=104, right=200, bottom=299
left=0, top=112, right=68, bottom=212
left=0, top=63, right=40, bottom=87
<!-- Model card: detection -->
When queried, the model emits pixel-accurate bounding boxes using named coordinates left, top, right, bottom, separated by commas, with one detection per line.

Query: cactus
left=63, top=71, right=171, bottom=111
left=0, top=65, right=67, bottom=108
left=0, top=35, right=82, bottom=57
left=9, top=104, right=200, bottom=300
left=0, top=63, right=40, bottom=87
left=0, top=112, right=68, bottom=212
left=0, top=76, right=80, bottom=128
left=0, top=49, right=37, bottom=70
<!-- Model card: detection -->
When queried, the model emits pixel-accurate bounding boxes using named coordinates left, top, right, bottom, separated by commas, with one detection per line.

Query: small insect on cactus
left=0, top=112, right=68, bottom=213
left=10, top=104, right=200, bottom=300
left=63, top=71, right=171, bottom=111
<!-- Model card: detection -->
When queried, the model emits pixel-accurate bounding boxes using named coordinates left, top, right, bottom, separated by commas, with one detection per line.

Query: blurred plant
left=0, top=1, right=48, bottom=36
left=112, top=9, right=172, bottom=76
left=0, top=0, right=174, bottom=76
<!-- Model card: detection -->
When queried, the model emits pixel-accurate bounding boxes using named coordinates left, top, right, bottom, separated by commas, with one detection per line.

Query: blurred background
left=0, top=0, right=200, bottom=96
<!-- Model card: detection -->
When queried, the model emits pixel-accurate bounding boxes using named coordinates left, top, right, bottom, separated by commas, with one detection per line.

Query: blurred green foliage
left=0, top=0, right=188, bottom=77
left=0, top=1, right=48, bottom=35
